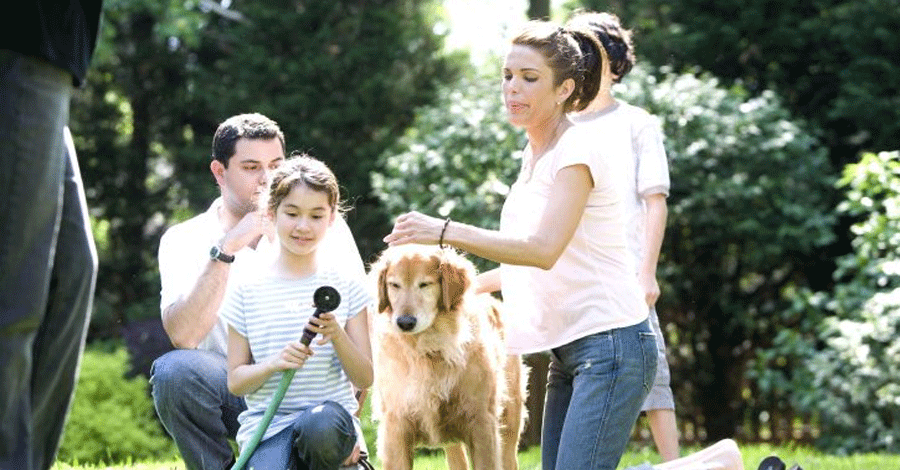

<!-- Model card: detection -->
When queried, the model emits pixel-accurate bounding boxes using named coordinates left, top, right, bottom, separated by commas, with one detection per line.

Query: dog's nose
left=396, top=315, right=417, bottom=332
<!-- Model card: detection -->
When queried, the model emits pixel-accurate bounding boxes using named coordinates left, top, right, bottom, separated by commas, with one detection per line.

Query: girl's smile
left=275, top=184, right=335, bottom=258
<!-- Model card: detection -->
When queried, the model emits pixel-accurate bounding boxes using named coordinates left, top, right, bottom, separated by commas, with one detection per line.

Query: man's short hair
left=211, top=113, right=285, bottom=166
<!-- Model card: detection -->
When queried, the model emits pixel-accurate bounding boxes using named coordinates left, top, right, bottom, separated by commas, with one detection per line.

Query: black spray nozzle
left=300, top=286, right=341, bottom=346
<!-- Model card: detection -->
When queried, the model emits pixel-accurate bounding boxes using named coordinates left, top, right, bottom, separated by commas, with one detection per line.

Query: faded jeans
left=0, top=50, right=98, bottom=470
left=150, top=349, right=246, bottom=470
left=541, top=319, right=657, bottom=470
left=246, top=400, right=356, bottom=470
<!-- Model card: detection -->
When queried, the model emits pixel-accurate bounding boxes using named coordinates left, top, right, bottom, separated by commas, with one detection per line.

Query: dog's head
left=370, top=244, right=474, bottom=335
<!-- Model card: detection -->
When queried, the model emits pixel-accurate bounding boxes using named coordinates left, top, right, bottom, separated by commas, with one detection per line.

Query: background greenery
left=59, top=0, right=900, bottom=465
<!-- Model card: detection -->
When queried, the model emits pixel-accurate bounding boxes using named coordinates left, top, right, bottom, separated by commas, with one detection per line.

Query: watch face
left=210, top=246, right=234, bottom=262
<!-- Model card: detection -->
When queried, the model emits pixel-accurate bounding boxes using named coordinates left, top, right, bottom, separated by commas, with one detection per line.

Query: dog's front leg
left=379, top=413, right=415, bottom=470
left=465, top=417, right=501, bottom=470
left=445, top=443, right=468, bottom=470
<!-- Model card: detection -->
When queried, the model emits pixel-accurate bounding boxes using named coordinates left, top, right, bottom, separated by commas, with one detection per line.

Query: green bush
left=617, top=66, right=836, bottom=440
left=57, top=346, right=176, bottom=464
left=794, top=151, right=900, bottom=453
left=372, top=66, right=525, bottom=273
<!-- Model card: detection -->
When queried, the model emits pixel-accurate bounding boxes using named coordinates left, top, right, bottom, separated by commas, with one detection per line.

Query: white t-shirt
left=571, top=101, right=670, bottom=265
left=221, top=269, right=372, bottom=448
left=157, top=197, right=366, bottom=355
left=500, top=124, right=647, bottom=355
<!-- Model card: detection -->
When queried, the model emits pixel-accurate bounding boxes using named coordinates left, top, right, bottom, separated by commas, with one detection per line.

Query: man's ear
left=210, top=160, right=225, bottom=186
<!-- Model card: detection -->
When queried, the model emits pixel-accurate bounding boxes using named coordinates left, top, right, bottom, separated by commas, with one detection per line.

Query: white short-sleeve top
left=571, top=101, right=671, bottom=266
left=500, top=124, right=647, bottom=355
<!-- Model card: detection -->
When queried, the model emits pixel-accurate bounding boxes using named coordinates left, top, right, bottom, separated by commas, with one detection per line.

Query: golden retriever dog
left=370, top=245, right=525, bottom=470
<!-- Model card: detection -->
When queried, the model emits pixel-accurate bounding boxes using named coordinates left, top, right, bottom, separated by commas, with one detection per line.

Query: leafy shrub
left=57, top=346, right=176, bottom=464
left=372, top=67, right=526, bottom=273
left=792, top=151, right=900, bottom=453
left=617, top=67, right=837, bottom=440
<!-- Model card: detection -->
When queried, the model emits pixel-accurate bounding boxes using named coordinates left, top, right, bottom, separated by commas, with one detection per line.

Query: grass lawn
left=51, top=443, right=900, bottom=469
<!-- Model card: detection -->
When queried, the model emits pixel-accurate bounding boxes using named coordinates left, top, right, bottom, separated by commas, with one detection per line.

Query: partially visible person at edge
left=566, top=10, right=680, bottom=462
left=150, top=113, right=368, bottom=470
left=1, top=2, right=103, bottom=469
left=223, top=154, right=373, bottom=470
left=384, top=20, right=746, bottom=470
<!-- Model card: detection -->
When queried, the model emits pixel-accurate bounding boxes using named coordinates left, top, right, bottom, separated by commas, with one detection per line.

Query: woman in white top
left=567, top=10, right=680, bottom=461
left=385, top=20, right=655, bottom=470
left=384, top=19, right=754, bottom=470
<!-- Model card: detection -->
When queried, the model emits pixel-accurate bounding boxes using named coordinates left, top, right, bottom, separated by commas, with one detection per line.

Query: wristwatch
left=209, top=245, right=235, bottom=263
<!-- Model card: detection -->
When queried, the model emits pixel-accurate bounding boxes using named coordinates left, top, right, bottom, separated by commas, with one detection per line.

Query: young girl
left=222, top=154, right=373, bottom=470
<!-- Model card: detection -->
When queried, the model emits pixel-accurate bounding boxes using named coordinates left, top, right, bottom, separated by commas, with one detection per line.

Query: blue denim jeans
left=541, top=319, right=657, bottom=470
left=0, top=50, right=97, bottom=470
left=150, top=349, right=246, bottom=470
left=246, top=400, right=356, bottom=470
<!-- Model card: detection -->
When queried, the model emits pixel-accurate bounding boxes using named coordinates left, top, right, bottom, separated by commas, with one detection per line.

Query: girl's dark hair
left=566, top=11, right=635, bottom=82
left=511, top=20, right=606, bottom=113
left=267, top=153, right=344, bottom=215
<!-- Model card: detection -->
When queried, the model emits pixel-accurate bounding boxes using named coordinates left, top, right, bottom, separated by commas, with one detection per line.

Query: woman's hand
left=383, top=211, right=445, bottom=246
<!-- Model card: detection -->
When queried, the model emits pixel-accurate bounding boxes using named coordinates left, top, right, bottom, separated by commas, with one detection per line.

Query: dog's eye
left=418, top=282, right=432, bottom=289
left=388, top=282, right=401, bottom=290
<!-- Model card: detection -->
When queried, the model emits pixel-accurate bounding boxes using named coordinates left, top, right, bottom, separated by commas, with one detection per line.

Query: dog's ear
left=372, top=256, right=392, bottom=313
left=437, top=253, right=471, bottom=312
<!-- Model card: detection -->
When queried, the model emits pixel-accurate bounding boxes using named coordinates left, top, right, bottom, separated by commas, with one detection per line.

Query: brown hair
left=267, top=153, right=343, bottom=215
left=211, top=113, right=285, bottom=167
left=566, top=11, right=635, bottom=83
left=510, top=20, right=607, bottom=113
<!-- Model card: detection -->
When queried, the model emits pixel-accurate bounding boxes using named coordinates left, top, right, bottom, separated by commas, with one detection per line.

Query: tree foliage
left=71, top=0, right=459, bottom=334
left=761, top=152, right=900, bottom=453
left=373, top=67, right=525, bottom=272
left=578, top=0, right=900, bottom=164
left=373, top=63, right=836, bottom=441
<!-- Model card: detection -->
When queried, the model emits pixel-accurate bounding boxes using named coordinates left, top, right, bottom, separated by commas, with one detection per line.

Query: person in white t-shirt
left=567, top=11, right=680, bottom=461
left=385, top=21, right=654, bottom=470
left=384, top=20, right=749, bottom=470
left=150, top=113, right=367, bottom=470
left=223, top=155, right=373, bottom=470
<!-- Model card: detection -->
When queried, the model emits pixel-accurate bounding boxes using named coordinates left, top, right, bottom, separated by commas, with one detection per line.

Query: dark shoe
left=758, top=455, right=787, bottom=470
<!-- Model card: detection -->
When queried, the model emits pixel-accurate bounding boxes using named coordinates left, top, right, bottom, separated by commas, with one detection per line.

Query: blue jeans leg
left=541, top=320, right=657, bottom=470
left=150, top=349, right=246, bottom=470
left=246, top=425, right=295, bottom=470
left=245, top=401, right=356, bottom=470
left=0, top=50, right=96, bottom=470
left=293, top=401, right=356, bottom=470
left=30, top=128, right=98, bottom=470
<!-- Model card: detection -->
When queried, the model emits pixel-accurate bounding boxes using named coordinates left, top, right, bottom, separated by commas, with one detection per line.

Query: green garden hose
left=230, top=286, right=340, bottom=470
